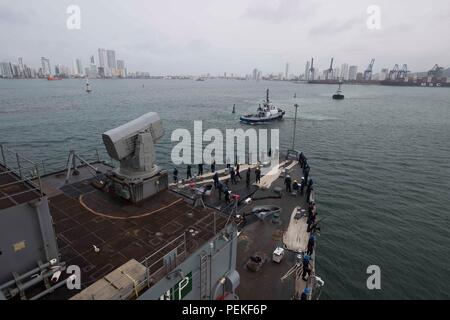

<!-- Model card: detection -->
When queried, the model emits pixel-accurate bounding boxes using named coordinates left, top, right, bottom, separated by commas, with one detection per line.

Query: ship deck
left=236, top=159, right=315, bottom=300
left=172, top=157, right=318, bottom=300
left=0, top=163, right=41, bottom=210
left=37, top=163, right=228, bottom=298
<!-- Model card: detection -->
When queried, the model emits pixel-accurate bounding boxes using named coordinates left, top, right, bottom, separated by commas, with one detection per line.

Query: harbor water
left=0, top=78, right=449, bottom=299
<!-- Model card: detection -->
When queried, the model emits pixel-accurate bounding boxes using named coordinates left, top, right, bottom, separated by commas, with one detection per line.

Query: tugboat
left=240, top=89, right=285, bottom=124
left=332, top=82, right=344, bottom=100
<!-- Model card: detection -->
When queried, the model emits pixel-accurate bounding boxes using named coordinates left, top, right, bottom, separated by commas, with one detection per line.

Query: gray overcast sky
left=1, top=0, right=449, bottom=75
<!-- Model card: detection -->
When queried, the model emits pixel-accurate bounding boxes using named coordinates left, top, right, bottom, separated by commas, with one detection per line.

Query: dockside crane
left=428, top=64, right=444, bottom=79
left=397, top=64, right=409, bottom=80
left=388, top=64, right=399, bottom=80
left=309, top=58, right=315, bottom=81
left=364, top=59, right=375, bottom=80
left=325, top=57, right=334, bottom=80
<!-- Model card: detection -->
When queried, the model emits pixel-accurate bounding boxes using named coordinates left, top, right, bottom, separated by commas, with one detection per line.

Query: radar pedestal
left=102, top=112, right=169, bottom=203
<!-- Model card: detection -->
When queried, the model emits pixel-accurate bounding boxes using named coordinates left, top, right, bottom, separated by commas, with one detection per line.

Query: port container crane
left=388, top=64, right=399, bottom=80
left=397, top=64, right=409, bottom=80
left=325, top=57, right=334, bottom=80
left=428, top=64, right=444, bottom=79
left=309, top=58, right=315, bottom=81
left=363, top=59, right=375, bottom=80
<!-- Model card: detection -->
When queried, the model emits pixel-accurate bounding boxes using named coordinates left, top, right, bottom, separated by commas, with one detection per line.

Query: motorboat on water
left=240, top=89, right=285, bottom=124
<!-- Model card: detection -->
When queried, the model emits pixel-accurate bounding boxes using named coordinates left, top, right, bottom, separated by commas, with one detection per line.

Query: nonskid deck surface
left=0, top=164, right=41, bottom=209
left=236, top=160, right=314, bottom=300
left=172, top=159, right=316, bottom=299
left=41, top=169, right=227, bottom=298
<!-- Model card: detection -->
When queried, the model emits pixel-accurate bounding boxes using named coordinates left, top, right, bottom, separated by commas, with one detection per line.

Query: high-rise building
left=304, top=61, right=310, bottom=81
left=285, top=63, right=289, bottom=80
left=54, top=64, right=70, bottom=77
left=0, top=62, right=14, bottom=78
left=18, top=58, right=24, bottom=76
left=89, top=64, right=98, bottom=78
left=107, top=50, right=116, bottom=69
left=98, top=67, right=105, bottom=78
left=116, top=60, right=125, bottom=70
left=116, top=60, right=126, bottom=77
left=98, top=48, right=107, bottom=68
left=41, top=57, right=51, bottom=76
left=252, top=68, right=258, bottom=80
left=340, top=63, right=349, bottom=80
left=333, top=68, right=340, bottom=80
left=380, top=68, right=389, bottom=81
left=73, top=58, right=84, bottom=76
left=348, top=65, right=358, bottom=81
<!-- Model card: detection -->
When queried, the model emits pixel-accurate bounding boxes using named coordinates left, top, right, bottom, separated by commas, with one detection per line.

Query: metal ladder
left=199, top=254, right=208, bottom=300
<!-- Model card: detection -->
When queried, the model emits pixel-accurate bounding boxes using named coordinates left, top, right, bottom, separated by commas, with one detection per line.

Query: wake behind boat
left=240, top=89, right=285, bottom=124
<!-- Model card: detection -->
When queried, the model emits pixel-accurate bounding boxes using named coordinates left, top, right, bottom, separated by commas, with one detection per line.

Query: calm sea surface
left=1, top=78, right=449, bottom=299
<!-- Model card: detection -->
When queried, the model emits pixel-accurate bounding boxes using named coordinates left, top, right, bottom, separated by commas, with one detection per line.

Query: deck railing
left=0, top=144, right=43, bottom=200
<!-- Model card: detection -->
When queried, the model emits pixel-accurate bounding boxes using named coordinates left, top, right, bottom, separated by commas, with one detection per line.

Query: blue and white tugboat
left=240, top=89, right=285, bottom=124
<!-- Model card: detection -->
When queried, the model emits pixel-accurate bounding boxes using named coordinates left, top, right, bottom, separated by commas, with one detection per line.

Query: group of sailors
left=173, top=151, right=320, bottom=300
left=173, top=160, right=264, bottom=205
left=283, top=153, right=314, bottom=203
left=297, top=152, right=320, bottom=295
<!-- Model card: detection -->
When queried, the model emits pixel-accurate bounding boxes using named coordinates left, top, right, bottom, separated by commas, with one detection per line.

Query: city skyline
left=1, top=0, right=450, bottom=75
left=1, top=50, right=445, bottom=80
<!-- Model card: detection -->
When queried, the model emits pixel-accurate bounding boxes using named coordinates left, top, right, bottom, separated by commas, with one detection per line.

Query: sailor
left=211, top=159, right=216, bottom=173
left=224, top=190, right=231, bottom=204
left=308, top=201, right=316, bottom=218
left=229, top=167, right=236, bottom=184
left=226, top=157, right=231, bottom=169
left=236, top=163, right=241, bottom=179
left=217, top=181, right=224, bottom=200
left=213, top=172, right=219, bottom=188
left=198, top=163, right=203, bottom=176
left=186, top=164, right=192, bottom=179
left=307, top=210, right=317, bottom=231
left=300, top=287, right=311, bottom=300
left=300, top=177, right=305, bottom=195
left=246, top=168, right=251, bottom=188
left=292, top=180, right=299, bottom=195
left=173, top=168, right=178, bottom=183
left=306, top=185, right=314, bottom=203
left=302, top=254, right=312, bottom=281
left=285, top=175, right=292, bottom=192
left=298, top=152, right=304, bottom=167
left=307, top=233, right=316, bottom=256
left=268, top=148, right=272, bottom=158
left=308, top=221, right=321, bottom=234
left=255, top=167, right=261, bottom=183
left=304, top=166, right=310, bottom=190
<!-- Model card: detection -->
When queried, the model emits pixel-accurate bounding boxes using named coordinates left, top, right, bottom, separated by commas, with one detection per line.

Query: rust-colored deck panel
left=0, top=164, right=41, bottom=210
left=48, top=176, right=227, bottom=290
